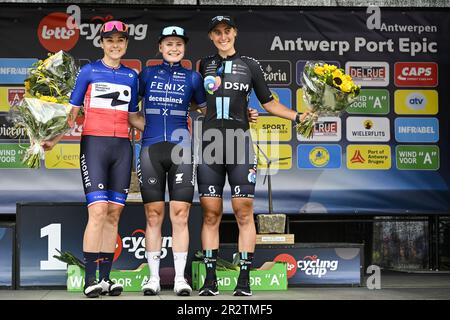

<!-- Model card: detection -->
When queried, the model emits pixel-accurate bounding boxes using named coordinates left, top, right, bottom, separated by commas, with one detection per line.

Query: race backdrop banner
left=0, top=5, right=449, bottom=214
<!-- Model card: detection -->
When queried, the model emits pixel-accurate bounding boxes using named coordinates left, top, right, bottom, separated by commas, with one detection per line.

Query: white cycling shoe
left=174, top=277, right=192, bottom=296
left=142, top=276, right=161, bottom=296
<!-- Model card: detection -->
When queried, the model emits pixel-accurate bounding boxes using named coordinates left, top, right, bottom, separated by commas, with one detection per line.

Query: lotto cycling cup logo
left=38, top=12, right=80, bottom=52
left=204, top=75, right=221, bottom=94
left=274, top=254, right=297, bottom=278
left=115, top=229, right=171, bottom=261
left=275, top=253, right=339, bottom=278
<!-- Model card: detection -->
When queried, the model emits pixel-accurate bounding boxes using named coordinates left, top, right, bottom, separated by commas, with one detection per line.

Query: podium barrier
left=0, top=223, right=14, bottom=288
left=219, top=243, right=363, bottom=286
left=16, top=202, right=203, bottom=288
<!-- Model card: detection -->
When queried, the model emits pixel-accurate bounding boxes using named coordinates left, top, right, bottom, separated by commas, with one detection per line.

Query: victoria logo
left=260, top=60, right=291, bottom=86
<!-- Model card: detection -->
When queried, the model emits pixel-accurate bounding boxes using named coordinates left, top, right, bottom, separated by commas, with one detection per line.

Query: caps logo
left=394, top=62, right=438, bottom=87
left=38, top=12, right=80, bottom=52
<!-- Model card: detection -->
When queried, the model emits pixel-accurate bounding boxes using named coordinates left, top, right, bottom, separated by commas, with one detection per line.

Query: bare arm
left=128, top=112, right=145, bottom=132
left=262, top=99, right=309, bottom=122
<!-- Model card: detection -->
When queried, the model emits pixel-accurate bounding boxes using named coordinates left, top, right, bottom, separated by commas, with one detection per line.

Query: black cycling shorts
left=80, top=135, right=132, bottom=207
left=138, top=141, right=194, bottom=204
left=197, top=128, right=257, bottom=199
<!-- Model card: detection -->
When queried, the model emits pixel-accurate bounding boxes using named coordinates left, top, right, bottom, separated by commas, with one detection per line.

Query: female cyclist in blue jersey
left=197, top=15, right=309, bottom=297
left=42, top=20, right=144, bottom=298
left=134, top=26, right=258, bottom=296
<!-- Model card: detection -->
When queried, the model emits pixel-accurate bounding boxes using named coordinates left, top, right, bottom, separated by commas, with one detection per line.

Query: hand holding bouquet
left=9, top=51, right=78, bottom=168
left=297, top=61, right=360, bottom=139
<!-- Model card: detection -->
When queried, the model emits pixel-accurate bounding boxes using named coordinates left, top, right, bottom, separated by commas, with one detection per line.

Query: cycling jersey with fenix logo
left=199, top=52, right=273, bottom=130
left=139, top=61, right=206, bottom=147
left=69, top=60, right=139, bottom=138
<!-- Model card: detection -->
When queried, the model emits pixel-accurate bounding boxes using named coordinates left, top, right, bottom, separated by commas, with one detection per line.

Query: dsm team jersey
left=69, top=60, right=139, bottom=138
left=199, top=52, right=273, bottom=130
left=139, top=61, right=206, bottom=147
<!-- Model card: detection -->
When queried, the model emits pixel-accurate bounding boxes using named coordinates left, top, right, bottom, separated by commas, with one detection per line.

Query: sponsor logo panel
left=259, top=60, right=292, bottom=86
left=396, top=145, right=439, bottom=170
left=297, top=117, right=342, bottom=142
left=394, top=90, right=438, bottom=115
left=254, top=144, right=292, bottom=170
left=346, top=117, right=390, bottom=142
left=0, top=116, right=28, bottom=140
left=394, top=62, right=438, bottom=87
left=346, top=89, right=389, bottom=115
left=346, top=145, right=391, bottom=170
left=0, top=87, right=25, bottom=112
left=0, top=143, right=30, bottom=169
left=250, top=116, right=291, bottom=142
left=345, top=61, right=389, bottom=87
left=297, top=144, right=342, bottom=169
left=0, top=59, right=37, bottom=85
left=394, top=118, right=438, bottom=143
left=44, top=143, right=80, bottom=169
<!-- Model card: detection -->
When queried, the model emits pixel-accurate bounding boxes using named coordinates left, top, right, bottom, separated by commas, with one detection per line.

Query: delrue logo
left=114, top=229, right=172, bottom=261
left=259, top=60, right=291, bottom=86
left=297, top=117, right=341, bottom=142
left=394, top=62, right=438, bottom=87
left=38, top=12, right=80, bottom=52
left=345, top=61, right=389, bottom=87
left=274, top=253, right=339, bottom=278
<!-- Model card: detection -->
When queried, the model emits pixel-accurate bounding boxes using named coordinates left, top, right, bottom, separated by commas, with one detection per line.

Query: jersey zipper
left=164, top=70, right=172, bottom=141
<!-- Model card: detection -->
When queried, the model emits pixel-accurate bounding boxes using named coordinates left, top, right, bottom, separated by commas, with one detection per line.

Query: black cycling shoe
left=83, top=280, right=103, bottom=298
left=100, top=278, right=123, bottom=296
left=233, top=279, right=252, bottom=296
left=198, top=278, right=219, bottom=296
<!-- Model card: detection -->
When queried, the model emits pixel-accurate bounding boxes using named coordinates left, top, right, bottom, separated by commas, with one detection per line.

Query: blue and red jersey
left=69, top=59, right=139, bottom=138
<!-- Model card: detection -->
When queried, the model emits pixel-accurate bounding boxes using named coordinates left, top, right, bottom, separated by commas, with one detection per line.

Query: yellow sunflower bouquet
left=297, top=61, right=360, bottom=138
left=9, top=51, right=78, bottom=168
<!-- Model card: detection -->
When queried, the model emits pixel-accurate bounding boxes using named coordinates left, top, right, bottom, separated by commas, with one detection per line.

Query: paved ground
left=1, top=271, right=449, bottom=300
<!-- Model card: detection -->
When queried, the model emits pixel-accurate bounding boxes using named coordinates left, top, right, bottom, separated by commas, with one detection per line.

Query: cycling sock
left=147, top=251, right=161, bottom=279
left=237, top=252, right=254, bottom=283
left=203, top=249, right=218, bottom=281
left=83, top=251, right=99, bottom=285
left=173, top=252, right=188, bottom=279
left=98, top=252, right=114, bottom=281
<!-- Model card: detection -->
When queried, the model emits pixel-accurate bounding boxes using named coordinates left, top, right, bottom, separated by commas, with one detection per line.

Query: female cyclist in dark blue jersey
left=42, top=21, right=143, bottom=298
left=197, top=15, right=309, bottom=297
left=133, top=26, right=258, bottom=296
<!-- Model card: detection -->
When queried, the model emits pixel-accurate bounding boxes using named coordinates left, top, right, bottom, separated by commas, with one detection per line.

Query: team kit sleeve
left=69, top=63, right=92, bottom=107
left=191, top=71, right=207, bottom=108
left=138, top=67, right=149, bottom=98
left=246, top=57, right=274, bottom=105
left=129, top=70, right=139, bottom=113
